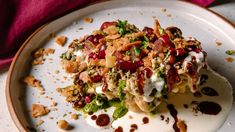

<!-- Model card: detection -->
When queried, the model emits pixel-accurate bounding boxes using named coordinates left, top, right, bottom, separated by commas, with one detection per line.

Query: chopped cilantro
left=134, top=47, right=141, bottom=56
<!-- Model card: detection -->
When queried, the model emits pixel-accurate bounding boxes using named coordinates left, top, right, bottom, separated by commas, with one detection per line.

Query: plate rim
left=6, top=0, right=235, bottom=131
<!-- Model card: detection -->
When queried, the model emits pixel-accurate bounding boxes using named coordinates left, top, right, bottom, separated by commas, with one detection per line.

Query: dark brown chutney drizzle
left=167, top=104, right=180, bottom=132
left=197, top=101, right=221, bottom=115
left=201, top=87, right=218, bottom=96
left=142, top=117, right=149, bottom=124
left=96, top=114, right=110, bottom=127
left=193, top=91, right=202, bottom=98
left=114, top=126, right=123, bottom=132
left=199, top=74, right=208, bottom=85
left=91, top=115, right=97, bottom=120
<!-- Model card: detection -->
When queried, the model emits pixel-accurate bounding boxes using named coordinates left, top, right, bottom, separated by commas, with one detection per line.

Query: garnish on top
left=58, top=19, right=207, bottom=118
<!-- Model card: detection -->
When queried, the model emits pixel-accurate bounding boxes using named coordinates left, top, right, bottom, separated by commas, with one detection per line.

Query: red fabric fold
left=0, top=0, right=215, bottom=69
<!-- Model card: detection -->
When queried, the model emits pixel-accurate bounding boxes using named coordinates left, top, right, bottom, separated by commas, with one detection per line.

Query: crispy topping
left=31, top=104, right=49, bottom=118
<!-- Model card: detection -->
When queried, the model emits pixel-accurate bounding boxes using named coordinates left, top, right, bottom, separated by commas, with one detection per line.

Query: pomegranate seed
left=159, top=35, right=175, bottom=48
left=193, top=48, right=201, bottom=53
left=143, top=68, right=153, bottom=78
left=166, top=66, right=180, bottom=91
left=102, top=79, right=108, bottom=92
left=88, top=52, right=98, bottom=60
left=86, top=34, right=104, bottom=45
left=98, top=45, right=106, bottom=59
left=170, top=48, right=176, bottom=55
left=167, top=55, right=176, bottom=65
left=137, top=70, right=145, bottom=94
left=72, top=100, right=85, bottom=108
left=90, top=75, right=103, bottom=83
left=100, top=21, right=117, bottom=30
left=85, top=96, right=91, bottom=103
left=176, top=48, right=186, bottom=56
left=116, top=60, right=143, bottom=72
left=143, top=27, right=157, bottom=42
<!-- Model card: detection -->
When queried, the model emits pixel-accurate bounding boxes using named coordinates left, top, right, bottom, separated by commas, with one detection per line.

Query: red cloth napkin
left=0, top=0, right=215, bottom=69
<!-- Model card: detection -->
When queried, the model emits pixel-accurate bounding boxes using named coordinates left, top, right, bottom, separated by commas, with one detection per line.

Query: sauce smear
left=96, top=114, right=110, bottom=127
left=114, top=126, right=123, bottom=132
left=167, top=104, right=180, bottom=132
left=201, top=87, right=218, bottom=96
left=197, top=101, right=221, bottom=115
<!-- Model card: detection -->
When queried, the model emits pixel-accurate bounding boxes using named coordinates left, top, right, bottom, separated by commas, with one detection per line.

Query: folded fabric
left=0, top=0, right=215, bottom=70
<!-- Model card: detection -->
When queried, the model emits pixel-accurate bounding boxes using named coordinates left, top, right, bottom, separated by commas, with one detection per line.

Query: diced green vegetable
left=225, top=50, right=235, bottom=55
left=133, top=47, right=141, bottom=56
left=83, top=95, right=110, bottom=113
left=113, top=106, right=128, bottom=120
left=118, top=80, right=126, bottom=100
left=83, top=99, right=100, bottom=113
left=144, top=35, right=149, bottom=42
left=140, top=41, right=148, bottom=49
left=109, top=98, right=121, bottom=107
left=157, top=69, right=164, bottom=78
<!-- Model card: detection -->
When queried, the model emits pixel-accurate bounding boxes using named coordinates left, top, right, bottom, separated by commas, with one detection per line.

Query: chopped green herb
left=144, top=35, right=149, bottom=42
left=113, top=106, right=128, bottom=120
left=83, top=99, right=100, bottom=113
left=140, top=41, right=148, bottom=49
left=157, top=70, right=164, bottom=78
left=118, top=80, right=126, bottom=100
left=83, top=95, right=110, bottom=113
left=134, top=47, right=141, bottom=56
left=225, top=50, right=235, bottom=55
left=109, top=98, right=121, bottom=107
left=118, top=27, right=126, bottom=36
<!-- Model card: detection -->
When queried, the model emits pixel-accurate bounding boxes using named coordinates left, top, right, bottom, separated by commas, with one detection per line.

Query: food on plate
left=57, top=120, right=70, bottom=130
left=55, top=35, right=67, bottom=46
left=31, top=104, right=49, bottom=118
left=59, top=19, right=207, bottom=116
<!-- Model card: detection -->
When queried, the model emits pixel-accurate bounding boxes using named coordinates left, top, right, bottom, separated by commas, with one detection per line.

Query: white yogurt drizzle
left=143, top=73, right=165, bottom=102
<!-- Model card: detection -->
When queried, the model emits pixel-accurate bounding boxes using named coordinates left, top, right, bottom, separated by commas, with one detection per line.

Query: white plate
left=6, top=0, right=235, bottom=132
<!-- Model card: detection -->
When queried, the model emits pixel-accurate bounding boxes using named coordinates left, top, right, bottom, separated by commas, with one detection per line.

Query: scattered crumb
left=161, top=8, right=167, bottom=12
left=49, top=117, right=54, bottom=120
left=35, top=118, right=44, bottom=127
left=55, top=70, right=60, bottom=74
left=32, top=104, right=49, bottom=118
left=215, top=41, right=222, bottom=46
left=49, top=33, right=56, bottom=38
left=22, top=75, right=45, bottom=94
left=225, top=57, right=234, bottom=63
left=78, top=27, right=84, bottom=30
left=51, top=101, right=57, bottom=107
left=84, top=17, right=93, bottom=23
left=32, top=48, right=55, bottom=65
left=128, top=115, right=133, bottom=119
left=57, top=120, right=69, bottom=130
left=63, top=114, right=67, bottom=117
left=177, top=120, right=187, bottom=132
left=71, top=114, right=78, bottom=120
left=55, top=35, right=67, bottom=46
left=166, top=13, right=172, bottom=17
left=44, top=48, right=55, bottom=55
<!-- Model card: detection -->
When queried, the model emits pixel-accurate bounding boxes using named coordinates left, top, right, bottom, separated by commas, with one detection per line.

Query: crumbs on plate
left=55, top=35, right=67, bottom=46
left=22, top=75, right=45, bottom=95
left=32, top=48, right=55, bottom=65
left=84, top=17, right=93, bottom=23
left=225, top=57, right=234, bottom=63
left=31, top=104, right=49, bottom=118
